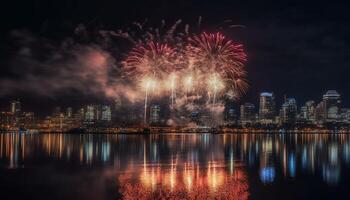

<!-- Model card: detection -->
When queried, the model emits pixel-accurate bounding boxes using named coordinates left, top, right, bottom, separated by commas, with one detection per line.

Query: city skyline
left=1, top=89, right=349, bottom=131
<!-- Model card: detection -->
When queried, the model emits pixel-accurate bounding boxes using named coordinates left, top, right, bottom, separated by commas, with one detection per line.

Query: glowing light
left=187, top=32, right=248, bottom=100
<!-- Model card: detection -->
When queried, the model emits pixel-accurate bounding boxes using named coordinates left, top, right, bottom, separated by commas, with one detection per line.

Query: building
left=259, top=92, right=276, bottom=124
left=85, top=105, right=95, bottom=122
left=340, top=108, right=350, bottom=124
left=0, top=112, right=14, bottom=129
left=305, top=100, right=316, bottom=123
left=299, top=100, right=316, bottom=123
left=323, top=90, right=341, bottom=122
left=240, top=103, right=255, bottom=126
left=101, top=105, right=112, bottom=121
left=19, top=112, right=35, bottom=129
left=10, top=100, right=21, bottom=115
left=315, top=102, right=326, bottom=123
left=280, top=98, right=297, bottom=125
left=66, top=107, right=73, bottom=118
left=149, top=105, right=160, bottom=124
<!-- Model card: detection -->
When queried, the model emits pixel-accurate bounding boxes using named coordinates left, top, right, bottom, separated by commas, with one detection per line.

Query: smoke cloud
left=0, top=28, right=143, bottom=103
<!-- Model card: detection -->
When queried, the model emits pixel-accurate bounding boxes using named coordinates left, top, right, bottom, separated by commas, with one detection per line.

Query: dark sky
left=1, top=0, right=350, bottom=115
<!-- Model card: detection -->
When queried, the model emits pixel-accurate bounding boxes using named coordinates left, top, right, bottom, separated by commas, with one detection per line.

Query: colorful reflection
left=0, top=132, right=350, bottom=198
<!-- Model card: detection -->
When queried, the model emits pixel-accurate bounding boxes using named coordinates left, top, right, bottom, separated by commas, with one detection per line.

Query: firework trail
left=102, top=19, right=189, bottom=48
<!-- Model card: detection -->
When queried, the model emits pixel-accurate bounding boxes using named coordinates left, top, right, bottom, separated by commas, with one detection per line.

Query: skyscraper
left=150, top=105, right=160, bottom=124
left=323, top=90, right=341, bottom=122
left=66, top=107, right=73, bottom=118
left=240, top=103, right=255, bottom=126
left=315, top=102, right=326, bottom=123
left=85, top=105, right=95, bottom=122
left=305, top=100, right=316, bottom=122
left=101, top=105, right=112, bottom=121
left=281, top=98, right=297, bottom=125
left=10, top=100, right=21, bottom=115
left=259, top=92, right=276, bottom=124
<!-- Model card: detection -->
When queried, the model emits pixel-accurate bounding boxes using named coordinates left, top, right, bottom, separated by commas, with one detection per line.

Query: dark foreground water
left=1, top=133, right=350, bottom=200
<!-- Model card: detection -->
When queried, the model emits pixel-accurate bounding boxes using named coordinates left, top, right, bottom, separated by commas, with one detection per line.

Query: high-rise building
left=340, top=108, right=350, bottom=124
left=223, top=101, right=237, bottom=126
left=19, top=112, right=35, bottom=128
left=226, top=108, right=237, bottom=125
left=53, top=107, right=61, bottom=117
left=315, top=102, right=326, bottom=123
left=305, top=100, right=316, bottom=122
left=299, top=106, right=307, bottom=120
left=94, top=105, right=102, bottom=121
left=299, top=100, right=316, bottom=123
left=101, top=105, right=112, bottom=121
left=10, top=100, right=21, bottom=115
left=85, top=105, right=95, bottom=121
left=149, top=105, right=160, bottom=124
left=240, top=103, right=255, bottom=126
left=66, top=107, right=73, bottom=118
left=281, top=98, right=297, bottom=125
left=259, top=92, right=276, bottom=124
left=323, top=90, right=341, bottom=122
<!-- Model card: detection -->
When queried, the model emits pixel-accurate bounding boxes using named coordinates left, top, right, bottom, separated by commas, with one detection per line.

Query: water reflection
left=1, top=133, right=350, bottom=198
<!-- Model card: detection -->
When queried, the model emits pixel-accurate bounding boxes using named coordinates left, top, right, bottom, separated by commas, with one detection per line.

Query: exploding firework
left=123, top=41, right=177, bottom=80
left=118, top=19, right=248, bottom=126
left=186, top=32, right=248, bottom=101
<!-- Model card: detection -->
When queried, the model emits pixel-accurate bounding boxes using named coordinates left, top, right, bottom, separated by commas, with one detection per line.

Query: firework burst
left=186, top=32, right=247, bottom=100
left=122, top=41, right=177, bottom=80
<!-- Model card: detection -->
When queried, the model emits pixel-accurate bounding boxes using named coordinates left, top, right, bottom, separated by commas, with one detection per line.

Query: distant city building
left=150, top=105, right=160, bottom=124
left=259, top=92, right=276, bottom=124
left=19, top=112, right=35, bottom=129
left=240, top=103, right=255, bottom=126
left=85, top=105, right=95, bottom=122
left=101, top=105, right=112, bottom=121
left=281, top=98, right=297, bottom=125
left=226, top=108, right=237, bottom=125
left=10, top=100, right=21, bottom=115
left=95, top=105, right=102, bottom=121
left=316, top=102, right=326, bottom=123
left=66, top=107, right=73, bottom=118
left=323, top=90, right=341, bottom=122
left=0, top=112, right=14, bottom=129
left=305, top=100, right=316, bottom=123
left=299, top=106, right=307, bottom=120
left=340, top=108, right=350, bottom=124
left=223, top=101, right=237, bottom=126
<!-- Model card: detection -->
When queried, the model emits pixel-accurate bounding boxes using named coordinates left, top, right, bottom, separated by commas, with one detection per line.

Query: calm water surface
left=1, top=133, right=350, bottom=200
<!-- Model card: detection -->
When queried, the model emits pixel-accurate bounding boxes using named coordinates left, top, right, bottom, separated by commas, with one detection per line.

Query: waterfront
left=1, top=133, right=350, bottom=200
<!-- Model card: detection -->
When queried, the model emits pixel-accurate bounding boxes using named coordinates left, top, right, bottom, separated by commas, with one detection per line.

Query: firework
left=123, top=41, right=176, bottom=80
left=186, top=32, right=247, bottom=100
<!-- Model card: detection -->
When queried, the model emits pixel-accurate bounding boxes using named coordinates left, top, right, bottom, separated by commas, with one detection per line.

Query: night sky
left=1, top=0, right=350, bottom=116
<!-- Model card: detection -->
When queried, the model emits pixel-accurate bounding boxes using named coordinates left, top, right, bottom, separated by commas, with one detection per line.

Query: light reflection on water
left=0, top=133, right=350, bottom=199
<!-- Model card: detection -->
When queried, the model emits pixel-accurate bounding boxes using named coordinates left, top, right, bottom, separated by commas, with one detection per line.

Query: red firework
left=123, top=41, right=176, bottom=80
left=187, top=32, right=248, bottom=98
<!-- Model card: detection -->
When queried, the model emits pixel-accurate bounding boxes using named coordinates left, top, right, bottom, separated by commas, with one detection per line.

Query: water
left=1, top=133, right=350, bottom=200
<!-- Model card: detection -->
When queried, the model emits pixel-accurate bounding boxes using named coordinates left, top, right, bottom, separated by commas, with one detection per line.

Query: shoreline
left=1, top=127, right=350, bottom=134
